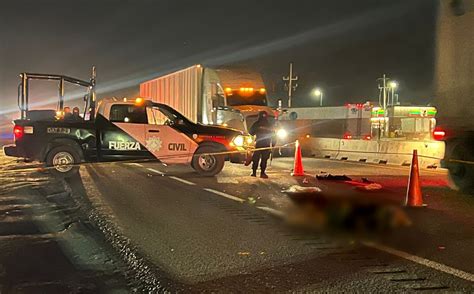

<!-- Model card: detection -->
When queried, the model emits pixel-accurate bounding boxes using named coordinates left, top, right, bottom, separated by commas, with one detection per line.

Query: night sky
left=1, top=0, right=436, bottom=121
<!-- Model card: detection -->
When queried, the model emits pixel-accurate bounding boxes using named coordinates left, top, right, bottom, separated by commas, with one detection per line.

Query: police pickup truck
left=3, top=69, right=253, bottom=176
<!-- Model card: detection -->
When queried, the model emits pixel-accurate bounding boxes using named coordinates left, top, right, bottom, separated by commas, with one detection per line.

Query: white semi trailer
left=139, top=65, right=275, bottom=133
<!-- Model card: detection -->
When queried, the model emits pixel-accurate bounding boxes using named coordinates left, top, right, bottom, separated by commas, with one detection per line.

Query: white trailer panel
left=140, top=65, right=202, bottom=123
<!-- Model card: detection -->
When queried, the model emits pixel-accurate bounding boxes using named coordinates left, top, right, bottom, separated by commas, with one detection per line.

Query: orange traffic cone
left=291, top=140, right=305, bottom=176
left=405, top=149, right=426, bottom=207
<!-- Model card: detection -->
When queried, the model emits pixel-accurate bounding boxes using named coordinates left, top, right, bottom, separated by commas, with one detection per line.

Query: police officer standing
left=249, top=111, right=274, bottom=178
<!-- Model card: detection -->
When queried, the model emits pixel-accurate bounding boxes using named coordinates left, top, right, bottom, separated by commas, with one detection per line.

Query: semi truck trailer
left=434, top=0, right=474, bottom=193
left=139, top=65, right=276, bottom=132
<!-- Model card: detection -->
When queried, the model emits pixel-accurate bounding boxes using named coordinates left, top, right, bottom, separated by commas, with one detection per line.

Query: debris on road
left=316, top=174, right=352, bottom=181
left=283, top=185, right=323, bottom=195
left=316, top=174, right=383, bottom=191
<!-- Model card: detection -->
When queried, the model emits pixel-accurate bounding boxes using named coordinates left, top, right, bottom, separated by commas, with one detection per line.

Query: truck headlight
left=232, top=135, right=245, bottom=147
left=246, top=136, right=254, bottom=145
left=232, top=135, right=253, bottom=147
left=277, top=128, right=288, bottom=140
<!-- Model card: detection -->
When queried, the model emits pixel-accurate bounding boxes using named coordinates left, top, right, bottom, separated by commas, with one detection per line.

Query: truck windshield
left=245, top=114, right=276, bottom=131
left=226, top=92, right=268, bottom=106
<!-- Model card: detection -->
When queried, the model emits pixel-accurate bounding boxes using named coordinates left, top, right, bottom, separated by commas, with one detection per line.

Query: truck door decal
left=145, top=137, right=163, bottom=152
left=145, top=125, right=198, bottom=164
left=108, top=141, right=141, bottom=150
left=168, top=143, right=187, bottom=151
left=112, top=122, right=198, bottom=164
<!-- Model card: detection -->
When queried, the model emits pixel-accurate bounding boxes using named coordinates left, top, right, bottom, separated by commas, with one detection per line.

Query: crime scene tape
left=448, top=159, right=474, bottom=165
left=0, top=142, right=297, bottom=174
left=2, top=141, right=474, bottom=174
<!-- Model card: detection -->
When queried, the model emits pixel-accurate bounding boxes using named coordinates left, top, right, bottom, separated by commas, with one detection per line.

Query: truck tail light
left=13, top=125, right=24, bottom=140
left=433, top=128, right=446, bottom=141
left=343, top=132, right=352, bottom=140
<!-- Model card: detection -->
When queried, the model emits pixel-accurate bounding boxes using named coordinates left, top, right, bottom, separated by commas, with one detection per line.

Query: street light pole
left=314, top=88, right=323, bottom=107
left=391, top=86, right=394, bottom=106
left=388, top=80, right=397, bottom=106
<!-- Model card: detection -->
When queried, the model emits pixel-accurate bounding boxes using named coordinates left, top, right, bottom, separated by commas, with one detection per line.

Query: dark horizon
left=1, top=0, right=436, bottom=119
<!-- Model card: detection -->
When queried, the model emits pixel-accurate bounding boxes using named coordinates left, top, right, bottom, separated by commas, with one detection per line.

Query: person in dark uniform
left=72, top=107, right=83, bottom=121
left=249, top=111, right=274, bottom=178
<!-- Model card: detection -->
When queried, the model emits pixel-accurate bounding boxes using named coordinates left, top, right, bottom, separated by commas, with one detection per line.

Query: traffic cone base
left=291, top=140, right=305, bottom=176
left=405, top=149, right=426, bottom=207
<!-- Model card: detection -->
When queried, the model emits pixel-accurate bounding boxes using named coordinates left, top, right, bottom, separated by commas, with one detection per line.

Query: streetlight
left=389, top=81, right=398, bottom=106
left=313, top=88, right=323, bottom=107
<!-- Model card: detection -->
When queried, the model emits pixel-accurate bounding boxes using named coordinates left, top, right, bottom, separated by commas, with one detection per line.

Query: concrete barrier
left=338, top=139, right=379, bottom=163
left=310, top=138, right=339, bottom=159
left=309, top=138, right=445, bottom=168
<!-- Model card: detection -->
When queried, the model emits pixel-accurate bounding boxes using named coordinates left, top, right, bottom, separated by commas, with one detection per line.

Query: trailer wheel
left=192, top=146, right=224, bottom=177
left=447, top=143, right=474, bottom=194
left=45, top=145, right=81, bottom=178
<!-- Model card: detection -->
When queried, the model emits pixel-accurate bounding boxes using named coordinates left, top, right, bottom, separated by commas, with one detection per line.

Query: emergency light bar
left=224, top=87, right=266, bottom=94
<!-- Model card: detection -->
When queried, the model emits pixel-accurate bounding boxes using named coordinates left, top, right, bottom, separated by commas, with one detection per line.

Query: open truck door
left=144, top=105, right=198, bottom=165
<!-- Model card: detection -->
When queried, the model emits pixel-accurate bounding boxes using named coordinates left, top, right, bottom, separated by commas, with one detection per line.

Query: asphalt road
left=70, top=157, right=474, bottom=292
left=0, top=152, right=130, bottom=293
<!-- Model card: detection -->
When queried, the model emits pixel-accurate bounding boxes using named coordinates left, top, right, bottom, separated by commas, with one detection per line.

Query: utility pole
left=283, top=62, right=298, bottom=108
left=377, top=74, right=389, bottom=110
left=377, top=74, right=391, bottom=139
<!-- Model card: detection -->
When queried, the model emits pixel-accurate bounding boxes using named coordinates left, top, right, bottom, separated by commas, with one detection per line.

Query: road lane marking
left=257, top=206, right=285, bottom=217
left=203, top=188, right=245, bottom=203
left=125, top=162, right=143, bottom=167
left=146, top=168, right=164, bottom=175
left=362, top=241, right=474, bottom=282
left=169, top=176, right=196, bottom=186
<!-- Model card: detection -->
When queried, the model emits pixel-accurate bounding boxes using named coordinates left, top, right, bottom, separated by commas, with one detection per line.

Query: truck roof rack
left=18, top=67, right=97, bottom=120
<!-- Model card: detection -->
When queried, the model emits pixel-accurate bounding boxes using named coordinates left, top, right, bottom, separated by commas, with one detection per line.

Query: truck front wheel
left=192, top=146, right=224, bottom=177
left=447, top=143, right=474, bottom=194
left=45, top=145, right=81, bottom=177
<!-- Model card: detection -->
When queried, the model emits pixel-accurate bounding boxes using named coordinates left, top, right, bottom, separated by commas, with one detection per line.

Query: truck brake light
left=433, top=128, right=446, bottom=141
left=13, top=125, right=24, bottom=140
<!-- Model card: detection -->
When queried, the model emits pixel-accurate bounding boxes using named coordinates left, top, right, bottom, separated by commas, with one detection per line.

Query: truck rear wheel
left=192, top=146, right=224, bottom=177
left=447, top=144, right=474, bottom=194
left=46, top=145, right=81, bottom=178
